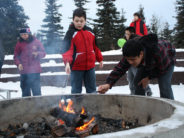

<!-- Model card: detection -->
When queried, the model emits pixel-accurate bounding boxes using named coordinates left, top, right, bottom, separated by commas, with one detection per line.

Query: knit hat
left=19, top=27, right=31, bottom=34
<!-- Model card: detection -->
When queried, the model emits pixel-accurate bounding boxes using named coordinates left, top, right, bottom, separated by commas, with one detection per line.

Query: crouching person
left=14, top=27, right=46, bottom=97
left=98, top=34, right=175, bottom=100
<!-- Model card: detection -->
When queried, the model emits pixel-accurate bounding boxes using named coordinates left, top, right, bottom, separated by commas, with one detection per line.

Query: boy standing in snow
left=98, top=34, right=175, bottom=100
left=14, top=27, right=46, bottom=97
left=62, top=8, right=103, bottom=94
left=130, top=13, right=148, bottom=36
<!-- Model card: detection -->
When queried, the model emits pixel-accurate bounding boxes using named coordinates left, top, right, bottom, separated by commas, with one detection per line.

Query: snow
left=0, top=81, right=183, bottom=103
left=102, top=49, right=122, bottom=55
left=176, top=49, right=184, bottom=52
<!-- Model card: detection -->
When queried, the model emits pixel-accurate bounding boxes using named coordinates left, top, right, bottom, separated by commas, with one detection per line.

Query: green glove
left=117, top=38, right=126, bottom=48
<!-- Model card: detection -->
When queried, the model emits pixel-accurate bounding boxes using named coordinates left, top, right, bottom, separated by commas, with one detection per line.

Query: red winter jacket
left=130, top=19, right=148, bottom=36
left=14, top=36, right=46, bottom=74
left=62, top=24, right=103, bottom=71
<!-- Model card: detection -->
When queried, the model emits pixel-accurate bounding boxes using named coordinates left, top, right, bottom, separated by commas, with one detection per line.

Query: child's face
left=20, top=33, right=29, bottom=40
left=125, top=51, right=144, bottom=67
left=134, top=15, right=139, bottom=21
left=73, top=16, right=86, bottom=30
left=125, top=30, right=133, bottom=40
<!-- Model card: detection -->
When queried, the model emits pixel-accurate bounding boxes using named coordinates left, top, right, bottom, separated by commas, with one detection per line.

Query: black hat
left=19, top=27, right=31, bottom=34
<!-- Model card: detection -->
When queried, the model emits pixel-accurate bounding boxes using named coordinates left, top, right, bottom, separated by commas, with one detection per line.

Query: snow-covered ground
left=0, top=81, right=184, bottom=103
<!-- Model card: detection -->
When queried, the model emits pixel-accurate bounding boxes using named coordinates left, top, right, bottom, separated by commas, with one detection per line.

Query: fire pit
left=0, top=94, right=184, bottom=137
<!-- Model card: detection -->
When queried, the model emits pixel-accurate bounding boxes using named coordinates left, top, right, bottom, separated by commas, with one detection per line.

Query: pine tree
left=160, top=22, right=173, bottom=43
left=115, top=9, right=127, bottom=39
left=94, top=0, right=126, bottom=51
left=73, top=0, right=89, bottom=11
left=0, top=0, right=28, bottom=54
left=138, top=4, right=146, bottom=22
left=41, top=0, right=64, bottom=53
left=149, top=14, right=160, bottom=36
left=175, top=0, right=184, bottom=48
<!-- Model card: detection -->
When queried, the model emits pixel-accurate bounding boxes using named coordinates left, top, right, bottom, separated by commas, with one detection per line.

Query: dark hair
left=73, top=8, right=86, bottom=20
left=19, top=34, right=34, bottom=43
left=123, top=39, right=144, bottom=57
left=134, top=12, right=140, bottom=19
left=125, top=27, right=136, bottom=34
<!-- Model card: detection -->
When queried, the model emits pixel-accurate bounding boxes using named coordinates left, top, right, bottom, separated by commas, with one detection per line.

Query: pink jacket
left=14, top=37, right=46, bottom=74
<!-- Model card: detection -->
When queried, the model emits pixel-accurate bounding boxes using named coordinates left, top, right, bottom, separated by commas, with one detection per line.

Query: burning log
left=50, top=107, right=87, bottom=127
left=51, top=125, right=68, bottom=137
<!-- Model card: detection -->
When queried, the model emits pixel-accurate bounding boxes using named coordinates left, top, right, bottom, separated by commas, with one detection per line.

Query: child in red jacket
left=62, top=8, right=103, bottom=94
left=130, top=12, right=148, bottom=36
left=14, top=27, right=46, bottom=97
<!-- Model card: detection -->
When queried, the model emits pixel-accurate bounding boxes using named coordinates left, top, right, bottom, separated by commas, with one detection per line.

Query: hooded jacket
left=61, top=24, right=103, bottom=71
left=14, top=36, right=46, bottom=74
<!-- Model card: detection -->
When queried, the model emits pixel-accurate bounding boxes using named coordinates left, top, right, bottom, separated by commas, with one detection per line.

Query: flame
left=81, top=107, right=86, bottom=115
left=58, top=99, right=95, bottom=131
left=59, top=99, right=75, bottom=114
left=75, top=117, right=95, bottom=131
left=59, top=120, right=65, bottom=125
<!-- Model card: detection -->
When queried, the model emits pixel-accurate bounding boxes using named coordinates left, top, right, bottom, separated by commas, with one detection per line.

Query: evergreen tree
left=115, top=9, right=127, bottom=39
left=138, top=4, right=146, bottom=22
left=160, top=22, right=173, bottom=43
left=149, top=14, right=160, bottom=36
left=94, top=0, right=126, bottom=51
left=73, top=0, right=89, bottom=11
left=0, top=0, right=28, bottom=54
left=175, top=0, right=184, bottom=48
left=41, top=0, right=64, bottom=54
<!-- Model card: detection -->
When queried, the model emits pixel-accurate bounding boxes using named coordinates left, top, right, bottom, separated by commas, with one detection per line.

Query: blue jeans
left=70, top=68, right=96, bottom=94
left=158, top=65, right=174, bottom=100
left=134, top=65, right=174, bottom=100
left=127, top=66, right=152, bottom=95
left=20, top=73, right=41, bottom=97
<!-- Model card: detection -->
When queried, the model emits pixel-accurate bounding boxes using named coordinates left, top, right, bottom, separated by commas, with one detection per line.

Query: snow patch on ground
left=0, top=82, right=183, bottom=103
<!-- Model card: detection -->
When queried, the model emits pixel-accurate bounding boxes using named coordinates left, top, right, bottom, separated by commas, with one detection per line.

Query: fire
left=81, top=107, right=86, bottom=115
left=59, top=99, right=75, bottom=114
left=58, top=99, right=95, bottom=132
left=75, top=117, right=95, bottom=131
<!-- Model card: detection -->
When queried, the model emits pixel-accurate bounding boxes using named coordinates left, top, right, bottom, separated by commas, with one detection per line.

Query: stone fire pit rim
left=1, top=94, right=184, bottom=138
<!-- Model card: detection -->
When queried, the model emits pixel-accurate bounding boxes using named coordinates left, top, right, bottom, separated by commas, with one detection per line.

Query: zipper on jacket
left=81, top=30, right=88, bottom=70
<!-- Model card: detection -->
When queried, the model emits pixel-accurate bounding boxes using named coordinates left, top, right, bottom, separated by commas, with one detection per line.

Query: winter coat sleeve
left=14, top=42, right=21, bottom=66
left=143, top=23, right=148, bottom=35
left=61, top=30, right=75, bottom=64
left=130, top=22, right=134, bottom=27
left=106, top=57, right=130, bottom=88
left=93, top=38, right=103, bottom=62
left=36, top=39, right=46, bottom=59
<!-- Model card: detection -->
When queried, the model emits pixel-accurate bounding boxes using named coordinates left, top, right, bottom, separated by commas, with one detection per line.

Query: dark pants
left=134, top=65, right=174, bottom=100
left=20, top=73, right=41, bottom=97
left=70, top=68, right=96, bottom=94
